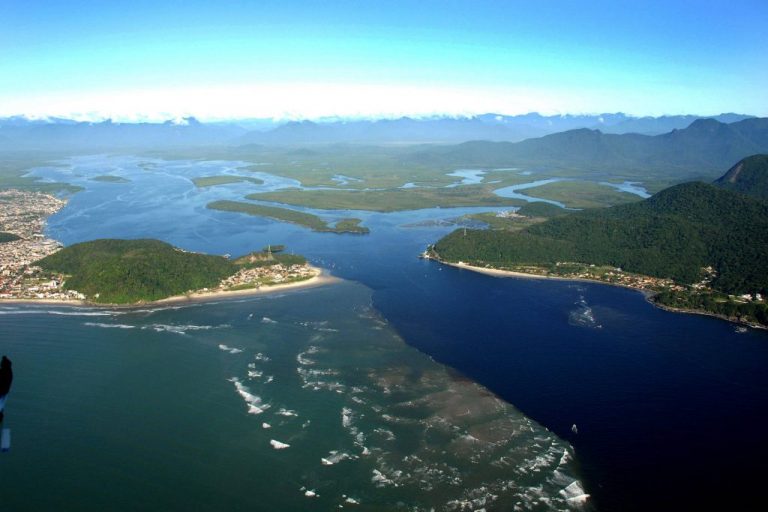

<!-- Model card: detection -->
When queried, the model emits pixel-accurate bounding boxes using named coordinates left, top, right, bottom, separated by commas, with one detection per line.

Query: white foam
left=262, top=423, right=271, bottom=429
left=84, top=322, right=135, bottom=329
left=560, top=480, right=590, bottom=504
left=342, top=407, right=353, bottom=428
left=304, top=490, right=318, bottom=498
left=248, top=370, right=263, bottom=379
left=270, top=439, right=290, bottom=450
left=321, top=451, right=355, bottom=466
left=371, top=469, right=398, bottom=488
left=218, top=344, right=243, bottom=354
left=228, top=377, right=269, bottom=415
left=144, top=323, right=230, bottom=335
left=345, top=497, right=360, bottom=505
left=276, top=408, right=298, bottom=417
left=261, top=316, right=277, bottom=324
left=253, top=352, right=271, bottom=362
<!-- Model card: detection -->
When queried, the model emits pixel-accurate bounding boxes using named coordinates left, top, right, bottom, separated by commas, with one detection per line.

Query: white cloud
left=0, top=83, right=579, bottom=121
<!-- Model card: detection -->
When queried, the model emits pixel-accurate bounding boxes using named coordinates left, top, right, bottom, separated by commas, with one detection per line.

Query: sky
left=1, top=0, right=766, bottom=121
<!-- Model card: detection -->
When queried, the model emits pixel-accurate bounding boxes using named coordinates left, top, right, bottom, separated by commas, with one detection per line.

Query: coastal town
left=0, top=189, right=319, bottom=303
left=0, top=189, right=82, bottom=301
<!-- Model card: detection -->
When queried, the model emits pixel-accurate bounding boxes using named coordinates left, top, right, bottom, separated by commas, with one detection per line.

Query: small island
left=207, top=200, right=369, bottom=234
left=192, top=175, right=264, bottom=188
left=91, top=175, right=131, bottom=183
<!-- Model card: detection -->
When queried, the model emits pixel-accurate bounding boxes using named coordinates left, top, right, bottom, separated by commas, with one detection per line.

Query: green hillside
left=37, top=239, right=237, bottom=303
left=713, top=154, right=768, bottom=201
left=434, top=182, right=768, bottom=295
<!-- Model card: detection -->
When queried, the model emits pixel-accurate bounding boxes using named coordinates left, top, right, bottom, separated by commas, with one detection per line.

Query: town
left=0, top=189, right=318, bottom=303
left=0, top=190, right=82, bottom=301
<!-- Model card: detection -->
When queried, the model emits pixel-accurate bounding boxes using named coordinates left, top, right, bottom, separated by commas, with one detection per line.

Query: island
left=192, top=175, right=264, bottom=187
left=91, top=175, right=131, bottom=183
left=207, top=200, right=369, bottom=234
left=428, top=159, right=768, bottom=328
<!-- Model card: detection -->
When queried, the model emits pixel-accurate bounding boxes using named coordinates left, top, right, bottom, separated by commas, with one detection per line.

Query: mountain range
left=409, top=118, right=768, bottom=179
left=0, top=112, right=755, bottom=150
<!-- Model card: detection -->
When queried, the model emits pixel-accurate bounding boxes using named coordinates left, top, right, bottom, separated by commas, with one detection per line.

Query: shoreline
left=0, top=266, right=338, bottom=309
left=435, top=258, right=765, bottom=331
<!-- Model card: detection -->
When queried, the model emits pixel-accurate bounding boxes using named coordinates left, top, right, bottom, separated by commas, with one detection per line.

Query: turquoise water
left=0, top=283, right=583, bottom=511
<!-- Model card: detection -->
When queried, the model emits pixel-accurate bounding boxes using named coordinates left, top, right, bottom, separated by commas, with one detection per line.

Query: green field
left=0, top=151, right=82, bottom=193
left=462, top=211, right=547, bottom=231
left=516, top=181, right=642, bottom=209
left=207, top=200, right=369, bottom=233
left=192, top=175, right=264, bottom=187
left=249, top=185, right=525, bottom=212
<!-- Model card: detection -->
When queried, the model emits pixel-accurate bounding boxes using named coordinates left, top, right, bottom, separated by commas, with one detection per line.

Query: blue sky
left=1, top=0, right=766, bottom=120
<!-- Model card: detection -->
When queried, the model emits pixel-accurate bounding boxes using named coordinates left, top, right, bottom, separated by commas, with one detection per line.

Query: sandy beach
left=0, top=266, right=338, bottom=309
left=442, top=260, right=619, bottom=285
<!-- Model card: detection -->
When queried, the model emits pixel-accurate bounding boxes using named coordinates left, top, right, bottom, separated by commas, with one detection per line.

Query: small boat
left=571, top=424, right=578, bottom=435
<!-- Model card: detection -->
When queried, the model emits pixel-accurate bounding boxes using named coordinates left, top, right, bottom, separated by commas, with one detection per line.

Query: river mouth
left=10, top=154, right=768, bottom=511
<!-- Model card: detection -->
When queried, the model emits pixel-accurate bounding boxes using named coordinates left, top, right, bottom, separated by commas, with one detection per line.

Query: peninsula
left=429, top=168, right=768, bottom=328
left=32, top=239, right=324, bottom=305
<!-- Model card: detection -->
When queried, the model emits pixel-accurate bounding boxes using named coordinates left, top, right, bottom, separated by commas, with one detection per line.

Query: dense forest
left=714, top=154, right=768, bottom=201
left=37, top=239, right=238, bottom=303
left=434, top=182, right=768, bottom=295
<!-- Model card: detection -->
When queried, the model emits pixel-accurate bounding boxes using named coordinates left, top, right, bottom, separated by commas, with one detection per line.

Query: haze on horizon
left=1, top=0, right=766, bottom=121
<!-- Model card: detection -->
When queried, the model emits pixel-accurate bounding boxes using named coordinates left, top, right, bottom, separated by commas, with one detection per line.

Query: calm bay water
left=2, top=155, right=768, bottom=511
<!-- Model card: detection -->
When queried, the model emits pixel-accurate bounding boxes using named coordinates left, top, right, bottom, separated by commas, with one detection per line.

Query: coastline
left=0, top=266, right=338, bottom=309
left=435, top=259, right=765, bottom=331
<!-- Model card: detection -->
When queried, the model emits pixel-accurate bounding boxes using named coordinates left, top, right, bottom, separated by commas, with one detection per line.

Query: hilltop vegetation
left=713, top=154, right=768, bottom=201
left=36, top=239, right=238, bottom=303
left=436, top=182, right=768, bottom=292
left=36, top=239, right=311, bottom=304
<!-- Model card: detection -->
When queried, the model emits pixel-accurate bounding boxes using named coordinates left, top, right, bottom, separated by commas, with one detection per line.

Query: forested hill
left=713, top=154, right=768, bottom=201
left=408, top=118, right=768, bottom=180
left=37, top=239, right=237, bottom=303
left=433, top=182, right=768, bottom=295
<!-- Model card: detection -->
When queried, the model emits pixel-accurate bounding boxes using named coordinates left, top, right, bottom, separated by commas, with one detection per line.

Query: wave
left=218, top=344, right=243, bottom=354
left=270, top=439, right=290, bottom=450
left=84, top=322, right=136, bottom=329
left=144, top=323, right=231, bottom=335
left=228, top=377, right=269, bottom=415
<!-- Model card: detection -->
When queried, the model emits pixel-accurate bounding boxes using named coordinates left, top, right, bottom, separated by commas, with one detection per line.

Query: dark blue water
left=26, top=156, right=768, bottom=510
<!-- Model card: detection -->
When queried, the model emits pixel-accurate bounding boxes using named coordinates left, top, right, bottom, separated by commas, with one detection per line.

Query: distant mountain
left=236, top=113, right=754, bottom=145
left=0, top=112, right=757, bottom=150
left=714, top=154, right=768, bottom=201
left=408, top=118, right=768, bottom=179
left=0, top=117, right=248, bottom=151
